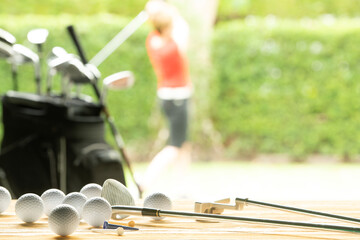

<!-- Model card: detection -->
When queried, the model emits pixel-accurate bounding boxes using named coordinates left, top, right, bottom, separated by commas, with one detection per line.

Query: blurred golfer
left=141, top=0, right=192, bottom=194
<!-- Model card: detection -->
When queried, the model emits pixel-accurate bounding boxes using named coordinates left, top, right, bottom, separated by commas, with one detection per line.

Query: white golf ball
left=0, top=186, right=11, bottom=213
left=143, top=192, right=172, bottom=220
left=48, top=204, right=80, bottom=236
left=82, top=197, right=111, bottom=227
left=41, top=189, right=65, bottom=216
left=80, top=183, right=102, bottom=199
left=15, top=193, right=44, bottom=223
left=62, top=192, right=87, bottom=218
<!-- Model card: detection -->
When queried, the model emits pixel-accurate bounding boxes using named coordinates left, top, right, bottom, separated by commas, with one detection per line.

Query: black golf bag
left=0, top=91, right=126, bottom=198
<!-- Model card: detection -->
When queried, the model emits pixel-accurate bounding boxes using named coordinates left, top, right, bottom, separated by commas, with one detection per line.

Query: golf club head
left=12, top=44, right=39, bottom=65
left=101, top=179, right=135, bottom=220
left=49, top=46, right=68, bottom=59
left=0, top=41, right=14, bottom=59
left=103, top=71, right=135, bottom=90
left=86, top=63, right=101, bottom=80
left=66, top=58, right=95, bottom=84
left=48, top=53, right=75, bottom=71
left=27, top=28, right=49, bottom=45
left=0, top=28, right=16, bottom=45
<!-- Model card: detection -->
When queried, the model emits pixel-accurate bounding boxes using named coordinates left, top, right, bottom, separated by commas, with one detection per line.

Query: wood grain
left=1, top=200, right=360, bottom=239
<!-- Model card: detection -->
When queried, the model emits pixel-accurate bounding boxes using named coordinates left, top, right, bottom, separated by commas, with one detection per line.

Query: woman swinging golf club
left=140, top=1, right=192, bottom=195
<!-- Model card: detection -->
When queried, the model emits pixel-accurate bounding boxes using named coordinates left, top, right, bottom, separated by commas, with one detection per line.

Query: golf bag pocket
left=67, top=143, right=126, bottom=192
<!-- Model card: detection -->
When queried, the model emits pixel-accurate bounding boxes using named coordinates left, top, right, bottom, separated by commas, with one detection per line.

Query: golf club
left=0, top=36, right=18, bottom=91
left=12, top=44, right=41, bottom=94
left=89, top=11, right=148, bottom=67
left=66, top=25, right=142, bottom=196
left=28, top=28, right=49, bottom=94
left=112, top=205, right=360, bottom=234
left=102, top=71, right=135, bottom=101
left=237, top=197, right=360, bottom=225
left=46, top=48, right=79, bottom=96
left=0, top=28, right=16, bottom=45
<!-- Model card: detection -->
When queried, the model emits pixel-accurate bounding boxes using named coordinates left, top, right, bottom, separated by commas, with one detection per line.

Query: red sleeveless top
left=146, top=31, right=190, bottom=88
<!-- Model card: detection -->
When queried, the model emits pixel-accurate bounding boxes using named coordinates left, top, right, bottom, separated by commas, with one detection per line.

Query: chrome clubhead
left=0, top=28, right=16, bottom=45
left=27, top=28, right=49, bottom=45
left=103, top=71, right=135, bottom=90
left=0, top=42, right=14, bottom=59
left=12, top=44, right=39, bottom=65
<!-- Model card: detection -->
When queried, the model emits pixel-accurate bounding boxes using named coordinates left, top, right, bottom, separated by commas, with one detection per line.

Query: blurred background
left=1, top=0, right=360, bottom=200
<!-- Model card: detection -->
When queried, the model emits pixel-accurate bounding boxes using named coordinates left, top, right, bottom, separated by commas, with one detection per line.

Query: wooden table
left=1, top=199, right=360, bottom=239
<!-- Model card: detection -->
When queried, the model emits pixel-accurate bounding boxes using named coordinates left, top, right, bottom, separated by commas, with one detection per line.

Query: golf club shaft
left=237, top=198, right=360, bottom=225
left=66, top=26, right=88, bottom=64
left=112, top=206, right=360, bottom=234
left=89, top=11, right=148, bottom=67
left=103, top=108, right=143, bottom=196
left=66, top=24, right=142, bottom=196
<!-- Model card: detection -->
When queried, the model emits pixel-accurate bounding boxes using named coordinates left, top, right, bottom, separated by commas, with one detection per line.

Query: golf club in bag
left=66, top=25, right=142, bottom=196
left=0, top=27, right=136, bottom=197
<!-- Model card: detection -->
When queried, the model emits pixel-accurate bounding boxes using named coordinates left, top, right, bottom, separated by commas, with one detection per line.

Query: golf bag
left=0, top=91, right=126, bottom=198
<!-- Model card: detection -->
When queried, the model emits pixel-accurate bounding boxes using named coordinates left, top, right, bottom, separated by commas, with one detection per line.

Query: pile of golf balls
left=11, top=182, right=127, bottom=237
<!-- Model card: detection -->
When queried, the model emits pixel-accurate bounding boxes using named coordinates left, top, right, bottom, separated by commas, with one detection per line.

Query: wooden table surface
left=1, top=199, right=360, bottom=239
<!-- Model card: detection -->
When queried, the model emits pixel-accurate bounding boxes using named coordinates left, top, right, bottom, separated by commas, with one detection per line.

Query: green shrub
left=211, top=18, right=360, bottom=159
left=2, top=15, right=360, bottom=160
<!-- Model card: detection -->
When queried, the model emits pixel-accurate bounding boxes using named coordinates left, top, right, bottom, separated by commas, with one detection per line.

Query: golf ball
left=15, top=193, right=44, bottom=223
left=62, top=192, right=87, bottom=217
left=0, top=186, right=11, bottom=213
left=48, top=204, right=80, bottom=236
left=143, top=192, right=172, bottom=220
left=41, top=189, right=65, bottom=216
left=80, top=183, right=102, bottom=199
left=82, top=197, right=111, bottom=227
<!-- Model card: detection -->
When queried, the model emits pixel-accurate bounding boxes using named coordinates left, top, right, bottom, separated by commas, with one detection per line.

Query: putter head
left=27, top=28, right=49, bottom=45
left=12, top=44, right=39, bottom=64
left=195, top=198, right=245, bottom=214
left=103, top=71, right=135, bottom=90
left=101, top=179, right=135, bottom=220
left=0, top=28, right=16, bottom=45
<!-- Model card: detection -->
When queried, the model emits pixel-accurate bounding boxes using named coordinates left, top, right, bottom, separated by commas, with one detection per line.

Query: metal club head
left=50, top=46, right=68, bottom=58
left=27, top=28, right=49, bottom=45
left=195, top=198, right=245, bottom=214
left=12, top=44, right=39, bottom=65
left=0, top=28, right=16, bottom=45
left=101, top=179, right=135, bottom=220
left=65, top=58, right=95, bottom=84
left=103, top=71, right=135, bottom=90
left=0, top=42, right=14, bottom=59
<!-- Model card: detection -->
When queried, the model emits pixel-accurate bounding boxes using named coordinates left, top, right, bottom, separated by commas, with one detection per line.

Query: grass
left=129, top=161, right=360, bottom=201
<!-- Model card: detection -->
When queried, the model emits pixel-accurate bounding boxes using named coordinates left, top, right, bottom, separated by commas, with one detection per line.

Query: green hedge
left=2, top=15, right=360, bottom=160
left=211, top=18, right=360, bottom=159
left=218, top=0, right=360, bottom=20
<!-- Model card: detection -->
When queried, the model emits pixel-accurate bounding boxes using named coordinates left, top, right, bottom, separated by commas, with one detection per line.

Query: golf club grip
left=66, top=25, right=88, bottom=64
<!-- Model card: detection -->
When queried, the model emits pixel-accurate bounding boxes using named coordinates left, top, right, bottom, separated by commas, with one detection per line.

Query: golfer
left=141, top=1, right=192, bottom=194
